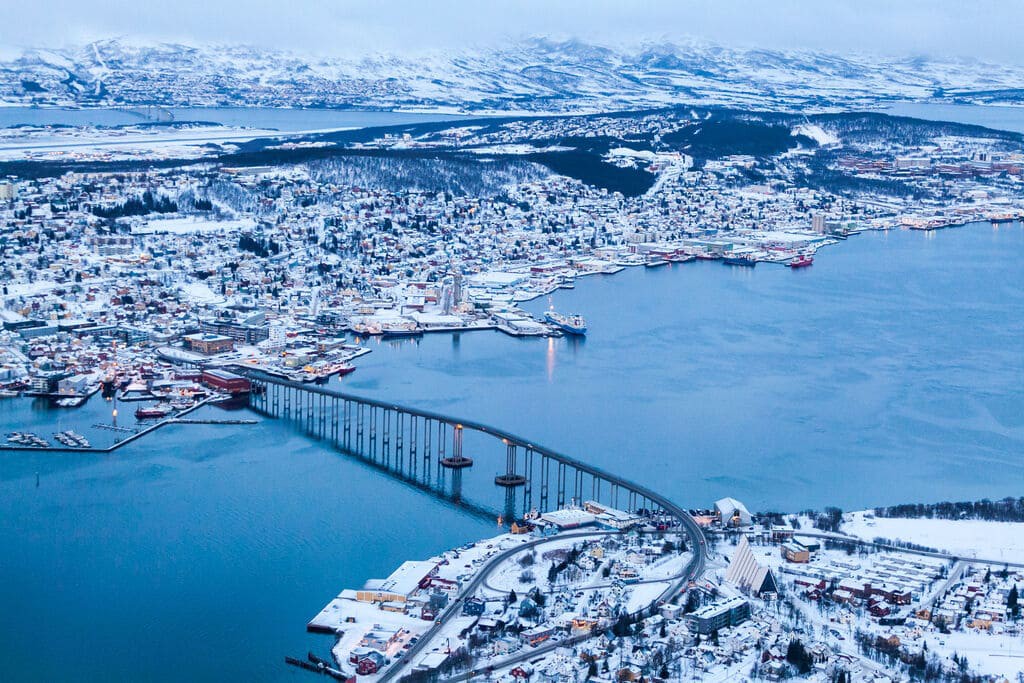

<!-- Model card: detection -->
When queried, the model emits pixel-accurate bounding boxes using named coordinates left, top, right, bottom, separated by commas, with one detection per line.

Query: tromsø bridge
left=240, top=369, right=706, bottom=561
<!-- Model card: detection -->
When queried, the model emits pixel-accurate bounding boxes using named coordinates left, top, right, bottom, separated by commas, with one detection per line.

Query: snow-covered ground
left=132, top=216, right=256, bottom=235
left=843, top=511, right=1024, bottom=564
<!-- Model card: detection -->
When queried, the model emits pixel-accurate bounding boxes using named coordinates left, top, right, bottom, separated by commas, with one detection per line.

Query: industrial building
left=356, top=560, right=437, bottom=604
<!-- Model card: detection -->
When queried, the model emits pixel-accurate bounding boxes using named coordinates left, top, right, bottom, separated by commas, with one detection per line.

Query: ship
left=135, top=405, right=172, bottom=420
left=723, top=255, right=757, bottom=267
left=544, top=308, right=587, bottom=336
left=788, top=254, right=814, bottom=268
left=380, top=322, right=423, bottom=339
left=335, top=364, right=356, bottom=377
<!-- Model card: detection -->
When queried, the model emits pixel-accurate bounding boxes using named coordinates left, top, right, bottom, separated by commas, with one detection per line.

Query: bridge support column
left=556, top=462, right=566, bottom=508
left=539, top=456, right=550, bottom=512
left=523, top=447, right=534, bottom=515
left=440, top=424, right=473, bottom=469
left=495, top=440, right=526, bottom=487
left=396, top=412, right=404, bottom=468
left=330, top=397, right=338, bottom=444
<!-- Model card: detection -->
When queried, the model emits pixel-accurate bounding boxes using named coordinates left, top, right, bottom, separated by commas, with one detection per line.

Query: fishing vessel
left=544, top=308, right=587, bottom=336
left=788, top=254, right=814, bottom=268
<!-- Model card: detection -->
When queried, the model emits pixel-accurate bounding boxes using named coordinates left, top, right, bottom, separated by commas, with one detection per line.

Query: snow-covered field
left=133, top=216, right=256, bottom=235
left=843, top=511, right=1024, bottom=564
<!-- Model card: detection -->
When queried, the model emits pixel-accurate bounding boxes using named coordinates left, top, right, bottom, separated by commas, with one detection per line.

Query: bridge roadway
left=237, top=370, right=708, bottom=682
left=241, top=369, right=707, bottom=522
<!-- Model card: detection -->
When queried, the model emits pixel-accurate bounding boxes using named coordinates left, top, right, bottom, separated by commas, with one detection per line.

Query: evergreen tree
left=1009, top=584, right=1019, bottom=619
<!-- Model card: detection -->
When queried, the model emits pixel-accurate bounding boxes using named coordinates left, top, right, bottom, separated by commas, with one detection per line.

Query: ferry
left=544, top=308, right=587, bottom=336
left=723, top=255, right=757, bottom=267
left=788, top=254, right=814, bottom=268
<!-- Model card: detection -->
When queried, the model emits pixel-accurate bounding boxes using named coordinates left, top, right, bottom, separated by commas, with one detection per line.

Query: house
left=780, top=542, right=810, bottom=563
left=462, top=597, right=485, bottom=616
left=355, top=650, right=385, bottom=675
left=522, top=625, right=554, bottom=646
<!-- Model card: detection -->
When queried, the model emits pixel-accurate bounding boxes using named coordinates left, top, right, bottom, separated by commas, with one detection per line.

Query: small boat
left=723, top=255, right=757, bottom=267
left=544, top=308, right=587, bottom=336
left=335, top=364, right=356, bottom=377
left=788, top=254, right=814, bottom=268
left=644, top=257, right=669, bottom=268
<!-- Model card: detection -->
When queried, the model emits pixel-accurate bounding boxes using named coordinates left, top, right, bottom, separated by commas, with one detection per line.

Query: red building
left=201, top=369, right=251, bottom=395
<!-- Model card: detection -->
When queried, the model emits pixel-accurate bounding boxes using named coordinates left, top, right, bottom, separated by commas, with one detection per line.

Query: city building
left=686, top=596, right=751, bottom=635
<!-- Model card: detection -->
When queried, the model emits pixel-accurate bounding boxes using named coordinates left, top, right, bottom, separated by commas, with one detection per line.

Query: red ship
left=788, top=254, right=814, bottom=268
left=335, top=364, right=356, bottom=377
left=135, top=405, right=172, bottom=420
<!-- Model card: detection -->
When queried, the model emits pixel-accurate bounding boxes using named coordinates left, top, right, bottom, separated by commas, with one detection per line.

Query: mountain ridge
left=3, top=37, right=1024, bottom=113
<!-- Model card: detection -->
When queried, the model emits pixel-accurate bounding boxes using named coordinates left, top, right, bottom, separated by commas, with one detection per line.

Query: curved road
left=382, top=524, right=706, bottom=682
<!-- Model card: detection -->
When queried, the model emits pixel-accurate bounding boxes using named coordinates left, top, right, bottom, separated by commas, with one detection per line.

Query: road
left=384, top=520, right=707, bottom=683
left=379, top=530, right=614, bottom=683
left=788, top=530, right=1024, bottom=568
left=434, top=525, right=706, bottom=682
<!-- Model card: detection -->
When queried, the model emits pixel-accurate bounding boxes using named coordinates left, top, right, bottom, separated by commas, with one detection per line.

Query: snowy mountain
left=3, top=37, right=1023, bottom=113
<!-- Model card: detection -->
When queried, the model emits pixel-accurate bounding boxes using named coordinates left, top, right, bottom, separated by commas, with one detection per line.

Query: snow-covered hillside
left=3, top=37, right=1024, bottom=113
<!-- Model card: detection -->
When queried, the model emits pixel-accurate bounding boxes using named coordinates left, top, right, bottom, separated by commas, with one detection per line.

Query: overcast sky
left=6, top=0, right=1022, bottom=64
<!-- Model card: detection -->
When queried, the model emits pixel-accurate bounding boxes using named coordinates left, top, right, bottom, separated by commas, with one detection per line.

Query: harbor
left=0, top=221, right=1021, bottom=682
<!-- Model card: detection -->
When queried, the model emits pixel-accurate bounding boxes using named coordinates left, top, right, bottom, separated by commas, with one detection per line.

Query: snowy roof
left=364, top=559, right=436, bottom=598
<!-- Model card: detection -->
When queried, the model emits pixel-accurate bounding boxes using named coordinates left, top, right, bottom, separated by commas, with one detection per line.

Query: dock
left=0, top=396, right=254, bottom=454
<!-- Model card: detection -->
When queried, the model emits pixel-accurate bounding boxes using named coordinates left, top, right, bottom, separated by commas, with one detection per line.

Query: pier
left=0, top=397, right=231, bottom=454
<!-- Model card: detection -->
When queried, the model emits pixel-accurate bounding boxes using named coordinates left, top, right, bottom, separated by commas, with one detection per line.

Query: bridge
left=242, top=369, right=705, bottom=554
left=242, top=369, right=708, bottom=680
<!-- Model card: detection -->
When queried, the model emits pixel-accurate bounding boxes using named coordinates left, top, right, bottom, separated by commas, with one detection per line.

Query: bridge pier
left=495, top=440, right=526, bottom=487
left=440, top=424, right=473, bottom=469
left=539, top=456, right=550, bottom=512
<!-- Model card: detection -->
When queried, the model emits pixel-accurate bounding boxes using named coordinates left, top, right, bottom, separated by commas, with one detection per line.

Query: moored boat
left=135, top=405, right=172, bottom=420
left=723, top=255, right=757, bottom=267
left=788, top=254, right=814, bottom=268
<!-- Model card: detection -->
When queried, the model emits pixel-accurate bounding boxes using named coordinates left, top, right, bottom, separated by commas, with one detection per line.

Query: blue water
left=0, top=222, right=1021, bottom=681
left=339, top=222, right=1024, bottom=513
left=884, top=102, right=1024, bottom=134
left=0, top=403, right=493, bottom=682
left=0, top=107, right=464, bottom=131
